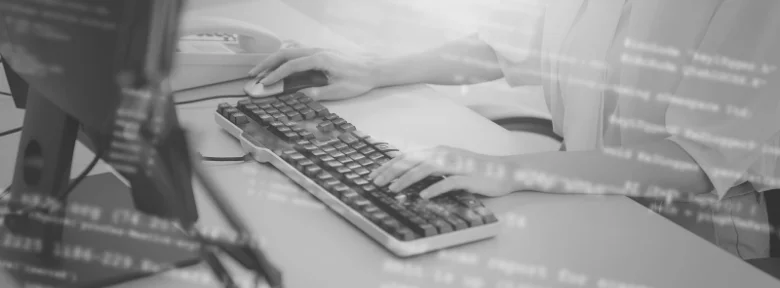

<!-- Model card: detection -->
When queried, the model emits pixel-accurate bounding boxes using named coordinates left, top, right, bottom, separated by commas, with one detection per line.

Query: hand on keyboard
left=248, top=46, right=379, bottom=101
left=368, top=146, right=518, bottom=199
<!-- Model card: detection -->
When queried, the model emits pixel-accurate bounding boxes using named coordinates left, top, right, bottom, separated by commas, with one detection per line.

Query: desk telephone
left=169, top=15, right=283, bottom=91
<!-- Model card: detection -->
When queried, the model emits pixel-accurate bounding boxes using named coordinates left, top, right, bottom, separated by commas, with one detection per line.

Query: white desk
left=1, top=1, right=778, bottom=288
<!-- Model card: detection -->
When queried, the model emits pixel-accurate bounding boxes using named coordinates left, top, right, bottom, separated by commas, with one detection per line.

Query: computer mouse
left=244, top=70, right=329, bottom=97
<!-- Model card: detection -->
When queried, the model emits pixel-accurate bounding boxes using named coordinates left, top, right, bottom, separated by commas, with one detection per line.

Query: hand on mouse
left=367, top=145, right=518, bottom=199
left=248, top=45, right=380, bottom=101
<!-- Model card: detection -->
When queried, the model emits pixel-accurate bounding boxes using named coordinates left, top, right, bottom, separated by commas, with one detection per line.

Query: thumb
left=419, top=176, right=470, bottom=199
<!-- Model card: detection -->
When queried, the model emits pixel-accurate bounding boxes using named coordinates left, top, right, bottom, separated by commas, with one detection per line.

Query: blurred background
left=185, top=0, right=551, bottom=123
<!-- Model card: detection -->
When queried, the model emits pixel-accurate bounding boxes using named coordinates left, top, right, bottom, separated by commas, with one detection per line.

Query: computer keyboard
left=213, top=92, right=500, bottom=257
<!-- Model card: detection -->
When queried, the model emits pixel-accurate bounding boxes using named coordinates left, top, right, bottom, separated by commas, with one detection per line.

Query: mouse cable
left=174, top=94, right=247, bottom=105
left=0, top=127, right=21, bottom=138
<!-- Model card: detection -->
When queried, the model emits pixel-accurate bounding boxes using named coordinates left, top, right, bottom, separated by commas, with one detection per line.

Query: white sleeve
left=476, top=1, right=546, bottom=87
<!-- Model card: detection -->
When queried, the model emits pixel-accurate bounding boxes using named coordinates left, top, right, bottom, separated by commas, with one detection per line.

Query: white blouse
left=479, top=0, right=780, bottom=259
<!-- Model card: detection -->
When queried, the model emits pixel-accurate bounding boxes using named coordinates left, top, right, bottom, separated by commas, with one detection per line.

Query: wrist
left=368, top=56, right=395, bottom=89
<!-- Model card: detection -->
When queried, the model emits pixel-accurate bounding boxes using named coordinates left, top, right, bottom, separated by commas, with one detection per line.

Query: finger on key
left=388, top=164, right=434, bottom=192
left=373, top=156, right=424, bottom=186
left=368, top=149, right=420, bottom=179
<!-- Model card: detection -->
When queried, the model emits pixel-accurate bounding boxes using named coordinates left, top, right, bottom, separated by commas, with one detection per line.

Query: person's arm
left=371, top=34, right=504, bottom=87
left=503, top=140, right=714, bottom=199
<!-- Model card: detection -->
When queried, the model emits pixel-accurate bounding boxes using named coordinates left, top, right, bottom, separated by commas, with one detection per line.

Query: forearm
left=502, top=140, right=714, bottom=198
left=372, top=34, right=504, bottom=87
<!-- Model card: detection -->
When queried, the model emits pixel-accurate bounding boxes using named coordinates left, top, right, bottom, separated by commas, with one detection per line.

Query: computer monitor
left=0, top=0, right=203, bottom=287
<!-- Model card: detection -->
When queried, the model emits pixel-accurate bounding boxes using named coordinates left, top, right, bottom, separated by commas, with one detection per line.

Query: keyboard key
left=349, top=153, right=365, bottom=161
left=340, top=123, right=356, bottom=131
left=299, top=131, right=315, bottom=139
left=342, top=148, right=358, bottom=155
left=316, top=171, right=334, bottom=182
left=321, top=179, right=340, bottom=190
left=249, top=108, right=265, bottom=116
left=344, top=173, right=359, bottom=181
left=307, top=102, right=329, bottom=116
left=237, top=99, right=252, bottom=108
left=340, top=190, right=360, bottom=201
left=361, top=184, right=377, bottom=192
left=304, top=166, right=322, bottom=177
left=329, top=151, right=346, bottom=158
left=278, top=94, right=296, bottom=101
left=233, top=114, right=248, bottom=125
left=311, top=149, right=326, bottom=158
left=474, top=206, right=498, bottom=223
left=297, top=95, right=313, bottom=103
left=336, top=156, right=352, bottom=164
left=295, top=159, right=314, bottom=170
left=317, top=121, right=334, bottom=132
left=353, top=178, right=369, bottom=186
left=271, top=113, right=288, bottom=122
left=286, top=111, right=303, bottom=121
left=258, top=114, right=274, bottom=124
left=336, top=166, right=351, bottom=175
left=325, top=161, right=343, bottom=169
left=217, top=103, right=231, bottom=114
left=393, top=227, right=416, bottom=241
left=272, top=102, right=286, bottom=108
left=265, top=108, right=281, bottom=115
left=332, top=184, right=350, bottom=197
left=301, top=144, right=318, bottom=151
left=338, top=133, right=359, bottom=144
left=360, top=147, right=376, bottom=155
left=346, top=163, right=361, bottom=170
left=370, top=154, right=386, bottom=161
left=353, top=167, right=370, bottom=176
left=325, top=114, right=338, bottom=121
left=284, top=99, right=299, bottom=106
left=358, top=159, right=373, bottom=166
left=320, top=156, right=335, bottom=163
left=332, top=118, right=346, bottom=126
left=362, top=205, right=379, bottom=214
left=301, top=109, right=316, bottom=120
left=322, top=146, right=336, bottom=153
left=333, top=142, right=348, bottom=150
left=292, top=103, right=307, bottom=110
left=279, top=106, right=293, bottom=113
left=245, top=104, right=260, bottom=110
left=351, top=142, right=368, bottom=150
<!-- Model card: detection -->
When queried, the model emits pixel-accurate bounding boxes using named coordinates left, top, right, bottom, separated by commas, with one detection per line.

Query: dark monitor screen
left=0, top=0, right=149, bottom=131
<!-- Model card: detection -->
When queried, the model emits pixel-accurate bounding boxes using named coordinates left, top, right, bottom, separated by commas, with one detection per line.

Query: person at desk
left=249, top=0, right=780, bottom=260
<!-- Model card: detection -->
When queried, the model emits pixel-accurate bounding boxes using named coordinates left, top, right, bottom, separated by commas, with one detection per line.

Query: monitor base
left=0, top=172, right=203, bottom=288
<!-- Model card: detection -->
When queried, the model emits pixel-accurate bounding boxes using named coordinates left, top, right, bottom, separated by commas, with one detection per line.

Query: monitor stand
left=0, top=91, right=202, bottom=288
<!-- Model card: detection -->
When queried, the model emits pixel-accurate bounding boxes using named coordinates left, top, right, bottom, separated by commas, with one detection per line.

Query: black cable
left=175, top=94, right=247, bottom=105
left=200, top=153, right=249, bottom=162
left=0, top=127, right=21, bottom=137
left=59, top=152, right=101, bottom=201
left=0, top=91, right=10, bottom=97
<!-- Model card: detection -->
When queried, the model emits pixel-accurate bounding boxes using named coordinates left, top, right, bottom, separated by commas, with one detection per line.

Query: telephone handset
left=169, top=15, right=283, bottom=91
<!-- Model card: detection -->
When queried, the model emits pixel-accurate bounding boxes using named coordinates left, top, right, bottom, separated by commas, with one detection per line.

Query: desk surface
left=0, top=1, right=778, bottom=288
